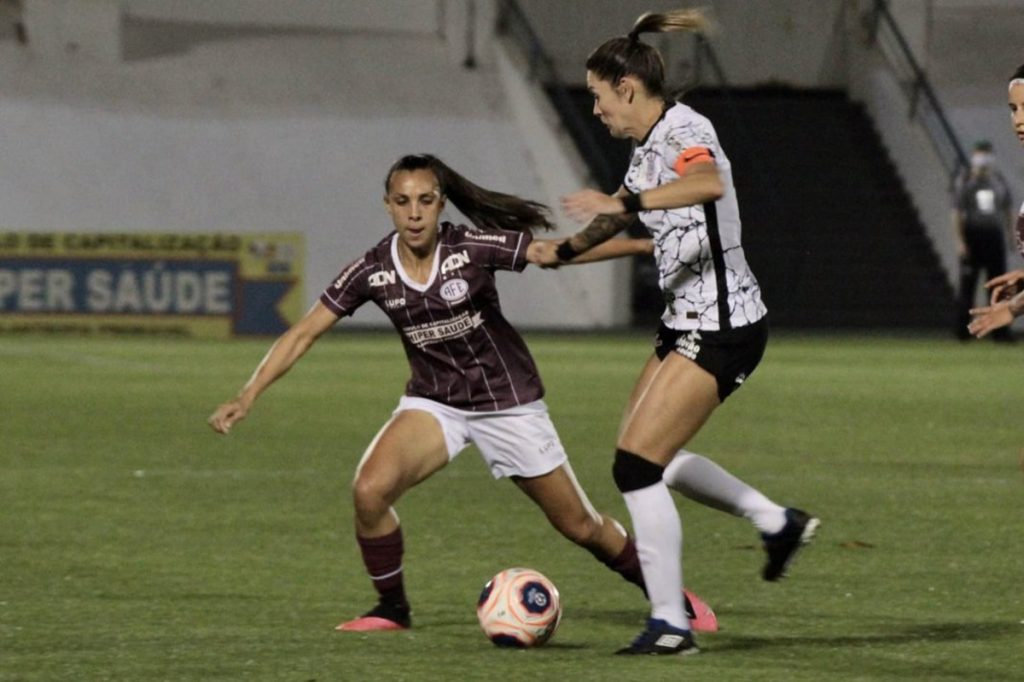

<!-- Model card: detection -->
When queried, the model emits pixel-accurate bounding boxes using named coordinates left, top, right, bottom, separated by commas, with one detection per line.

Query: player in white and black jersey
left=535, top=8, right=819, bottom=656
left=970, top=63, right=1024, bottom=337
left=208, top=154, right=717, bottom=635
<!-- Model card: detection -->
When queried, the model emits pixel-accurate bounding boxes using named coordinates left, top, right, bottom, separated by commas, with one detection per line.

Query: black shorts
left=653, top=317, right=768, bottom=401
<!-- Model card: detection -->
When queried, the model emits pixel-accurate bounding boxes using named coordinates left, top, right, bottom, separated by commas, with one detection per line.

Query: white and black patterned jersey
left=624, top=102, right=766, bottom=331
left=320, top=222, right=543, bottom=411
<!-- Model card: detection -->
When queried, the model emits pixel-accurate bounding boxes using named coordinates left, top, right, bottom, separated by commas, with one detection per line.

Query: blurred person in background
left=953, top=140, right=1014, bottom=341
left=969, top=64, right=1024, bottom=338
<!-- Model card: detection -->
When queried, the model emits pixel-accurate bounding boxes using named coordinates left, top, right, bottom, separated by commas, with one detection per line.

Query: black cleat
left=615, top=618, right=699, bottom=656
left=762, top=508, right=820, bottom=581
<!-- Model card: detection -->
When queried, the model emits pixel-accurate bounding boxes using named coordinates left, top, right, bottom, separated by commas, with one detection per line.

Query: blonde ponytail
left=627, top=9, right=709, bottom=42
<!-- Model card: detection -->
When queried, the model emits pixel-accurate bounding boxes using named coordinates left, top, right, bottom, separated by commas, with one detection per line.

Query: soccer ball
left=476, top=567, right=561, bottom=648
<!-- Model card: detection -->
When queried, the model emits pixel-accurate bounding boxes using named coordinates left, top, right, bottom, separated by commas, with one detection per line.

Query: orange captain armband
left=673, top=146, right=714, bottom=175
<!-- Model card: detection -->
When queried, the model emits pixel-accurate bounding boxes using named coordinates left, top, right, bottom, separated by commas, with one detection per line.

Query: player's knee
left=612, top=448, right=665, bottom=493
left=351, top=472, right=392, bottom=518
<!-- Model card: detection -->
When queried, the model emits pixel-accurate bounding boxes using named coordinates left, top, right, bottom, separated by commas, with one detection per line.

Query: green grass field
left=2, top=331, right=1022, bottom=681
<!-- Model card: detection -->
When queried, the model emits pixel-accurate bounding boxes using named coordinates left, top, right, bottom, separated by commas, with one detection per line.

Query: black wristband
left=621, top=192, right=644, bottom=213
left=555, top=240, right=581, bottom=262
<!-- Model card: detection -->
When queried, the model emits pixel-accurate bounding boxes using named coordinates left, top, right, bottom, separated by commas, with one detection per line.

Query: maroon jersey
left=320, top=222, right=543, bottom=411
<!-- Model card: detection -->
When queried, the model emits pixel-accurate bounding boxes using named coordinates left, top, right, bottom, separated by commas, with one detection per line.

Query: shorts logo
left=734, top=372, right=747, bottom=386
left=675, top=330, right=701, bottom=360
left=439, top=278, right=469, bottom=303
left=368, top=270, right=396, bottom=287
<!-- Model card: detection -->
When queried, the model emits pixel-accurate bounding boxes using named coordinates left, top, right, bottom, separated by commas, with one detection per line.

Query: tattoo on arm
left=569, top=214, right=637, bottom=252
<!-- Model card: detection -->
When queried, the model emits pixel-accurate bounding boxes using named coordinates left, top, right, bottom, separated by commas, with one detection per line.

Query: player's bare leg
left=514, top=463, right=631, bottom=560
left=338, top=410, right=449, bottom=632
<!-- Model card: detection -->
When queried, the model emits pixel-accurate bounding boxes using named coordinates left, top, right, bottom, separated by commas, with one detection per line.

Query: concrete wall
left=6, top=0, right=1022, bottom=330
left=845, top=1, right=957, bottom=283
left=124, top=0, right=440, bottom=32
left=515, top=0, right=849, bottom=88
left=0, top=0, right=629, bottom=329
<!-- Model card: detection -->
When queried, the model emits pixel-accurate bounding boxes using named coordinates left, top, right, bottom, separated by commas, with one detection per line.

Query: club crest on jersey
left=368, top=270, right=396, bottom=287
left=441, top=250, right=470, bottom=275
left=440, top=278, right=469, bottom=303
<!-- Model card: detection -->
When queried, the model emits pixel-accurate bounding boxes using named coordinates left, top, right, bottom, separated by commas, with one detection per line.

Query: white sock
left=622, top=481, right=689, bottom=630
left=663, top=451, right=787, bottom=535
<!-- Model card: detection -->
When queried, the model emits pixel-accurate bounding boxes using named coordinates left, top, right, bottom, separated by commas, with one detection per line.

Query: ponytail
left=627, top=9, right=709, bottom=43
left=589, top=8, right=709, bottom=97
left=384, top=154, right=554, bottom=233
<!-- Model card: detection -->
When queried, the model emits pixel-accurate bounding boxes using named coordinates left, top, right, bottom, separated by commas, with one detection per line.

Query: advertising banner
left=0, top=232, right=303, bottom=337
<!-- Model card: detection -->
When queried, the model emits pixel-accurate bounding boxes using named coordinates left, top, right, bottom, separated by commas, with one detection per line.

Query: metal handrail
left=868, top=0, right=968, bottom=182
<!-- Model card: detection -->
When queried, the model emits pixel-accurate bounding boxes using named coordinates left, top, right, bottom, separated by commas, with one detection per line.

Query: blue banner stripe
left=0, top=258, right=236, bottom=316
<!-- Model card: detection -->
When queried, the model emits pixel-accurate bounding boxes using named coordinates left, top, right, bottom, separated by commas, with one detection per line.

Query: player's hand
left=985, top=269, right=1024, bottom=304
left=560, top=189, right=618, bottom=223
left=208, top=399, right=249, bottom=434
left=527, top=239, right=562, bottom=269
left=967, top=302, right=1014, bottom=338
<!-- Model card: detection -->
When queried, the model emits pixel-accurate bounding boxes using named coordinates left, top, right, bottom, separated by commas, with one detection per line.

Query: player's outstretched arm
left=529, top=237, right=652, bottom=267
left=208, top=302, right=338, bottom=434
left=985, top=269, right=1024, bottom=304
left=560, top=162, right=723, bottom=223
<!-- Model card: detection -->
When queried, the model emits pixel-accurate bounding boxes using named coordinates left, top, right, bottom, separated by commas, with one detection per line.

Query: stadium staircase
left=558, top=86, right=957, bottom=330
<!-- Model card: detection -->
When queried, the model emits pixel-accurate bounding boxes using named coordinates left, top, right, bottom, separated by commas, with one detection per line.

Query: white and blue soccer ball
left=477, top=567, right=562, bottom=648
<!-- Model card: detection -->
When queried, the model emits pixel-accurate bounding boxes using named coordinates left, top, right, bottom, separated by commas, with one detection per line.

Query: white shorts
left=394, top=396, right=568, bottom=479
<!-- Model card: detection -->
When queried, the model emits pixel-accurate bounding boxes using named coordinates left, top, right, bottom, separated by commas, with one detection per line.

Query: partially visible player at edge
left=208, top=154, right=717, bottom=633
left=533, top=8, right=820, bottom=656
left=968, top=63, right=1024, bottom=338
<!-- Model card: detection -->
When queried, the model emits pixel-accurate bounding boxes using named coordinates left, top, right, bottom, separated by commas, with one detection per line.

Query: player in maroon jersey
left=207, top=154, right=716, bottom=633
left=969, top=63, right=1024, bottom=337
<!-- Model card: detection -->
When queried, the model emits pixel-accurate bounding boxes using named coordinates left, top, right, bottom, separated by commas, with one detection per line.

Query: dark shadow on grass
left=709, top=620, right=1020, bottom=653
left=95, top=592, right=263, bottom=601
left=705, top=622, right=1023, bottom=680
left=514, top=641, right=591, bottom=651
left=561, top=607, right=645, bottom=626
